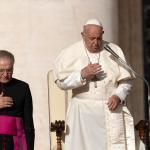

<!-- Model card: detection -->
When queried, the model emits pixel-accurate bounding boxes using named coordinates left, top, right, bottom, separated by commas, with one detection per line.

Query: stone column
left=119, top=0, right=144, bottom=123
left=118, top=0, right=146, bottom=149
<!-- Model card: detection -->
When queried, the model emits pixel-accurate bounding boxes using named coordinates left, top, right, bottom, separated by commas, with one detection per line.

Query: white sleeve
left=112, top=80, right=132, bottom=103
left=55, top=72, right=86, bottom=90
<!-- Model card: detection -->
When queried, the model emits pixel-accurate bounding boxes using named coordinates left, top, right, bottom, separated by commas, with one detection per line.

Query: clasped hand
left=0, top=92, right=13, bottom=109
left=81, top=63, right=101, bottom=80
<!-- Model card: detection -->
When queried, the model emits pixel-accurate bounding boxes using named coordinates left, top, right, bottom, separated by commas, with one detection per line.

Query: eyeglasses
left=0, top=68, right=13, bottom=74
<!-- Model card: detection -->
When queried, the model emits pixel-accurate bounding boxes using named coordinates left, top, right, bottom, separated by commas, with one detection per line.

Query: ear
left=81, top=32, right=85, bottom=39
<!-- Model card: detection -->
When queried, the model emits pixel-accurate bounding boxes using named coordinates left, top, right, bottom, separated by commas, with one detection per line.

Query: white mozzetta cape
left=54, top=40, right=134, bottom=82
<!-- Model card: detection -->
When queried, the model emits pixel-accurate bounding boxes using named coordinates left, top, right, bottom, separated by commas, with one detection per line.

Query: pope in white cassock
left=53, top=19, right=136, bottom=150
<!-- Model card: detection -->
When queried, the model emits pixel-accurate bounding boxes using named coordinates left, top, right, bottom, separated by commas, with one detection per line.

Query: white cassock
left=53, top=40, right=136, bottom=150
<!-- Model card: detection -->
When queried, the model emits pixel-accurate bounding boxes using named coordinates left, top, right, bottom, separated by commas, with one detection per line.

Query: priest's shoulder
left=11, top=78, right=30, bottom=88
left=108, top=42, right=124, bottom=55
left=55, top=40, right=84, bottom=62
left=58, top=40, right=83, bottom=56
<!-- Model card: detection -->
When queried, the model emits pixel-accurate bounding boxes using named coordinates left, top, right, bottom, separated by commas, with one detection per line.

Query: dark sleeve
left=23, top=84, right=35, bottom=150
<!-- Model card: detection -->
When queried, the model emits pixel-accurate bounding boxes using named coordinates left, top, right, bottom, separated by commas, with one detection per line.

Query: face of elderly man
left=0, top=57, right=13, bottom=84
left=81, top=24, right=104, bottom=53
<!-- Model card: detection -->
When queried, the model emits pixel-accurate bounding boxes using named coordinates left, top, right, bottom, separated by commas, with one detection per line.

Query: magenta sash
left=0, top=116, right=27, bottom=150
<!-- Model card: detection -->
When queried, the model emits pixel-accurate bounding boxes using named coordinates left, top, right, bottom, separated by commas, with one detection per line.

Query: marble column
left=118, top=0, right=148, bottom=149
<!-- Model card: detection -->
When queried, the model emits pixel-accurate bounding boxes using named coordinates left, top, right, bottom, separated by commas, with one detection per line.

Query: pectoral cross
left=91, top=75, right=99, bottom=88
left=94, top=81, right=97, bottom=88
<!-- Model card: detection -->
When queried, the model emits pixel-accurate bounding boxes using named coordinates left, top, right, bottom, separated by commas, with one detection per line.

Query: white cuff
left=112, top=81, right=132, bottom=103
left=56, top=72, right=86, bottom=90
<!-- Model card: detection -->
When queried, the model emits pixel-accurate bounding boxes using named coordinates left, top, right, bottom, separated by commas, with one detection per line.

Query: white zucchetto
left=84, top=18, right=103, bottom=27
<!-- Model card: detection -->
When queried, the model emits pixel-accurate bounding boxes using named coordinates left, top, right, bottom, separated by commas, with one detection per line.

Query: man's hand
left=81, top=63, right=101, bottom=80
left=0, top=92, right=13, bottom=109
left=107, top=95, right=121, bottom=111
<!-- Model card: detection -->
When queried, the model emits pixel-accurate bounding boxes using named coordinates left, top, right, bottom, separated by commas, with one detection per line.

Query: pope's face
left=82, top=25, right=104, bottom=53
left=0, top=58, right=13, bottom=84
